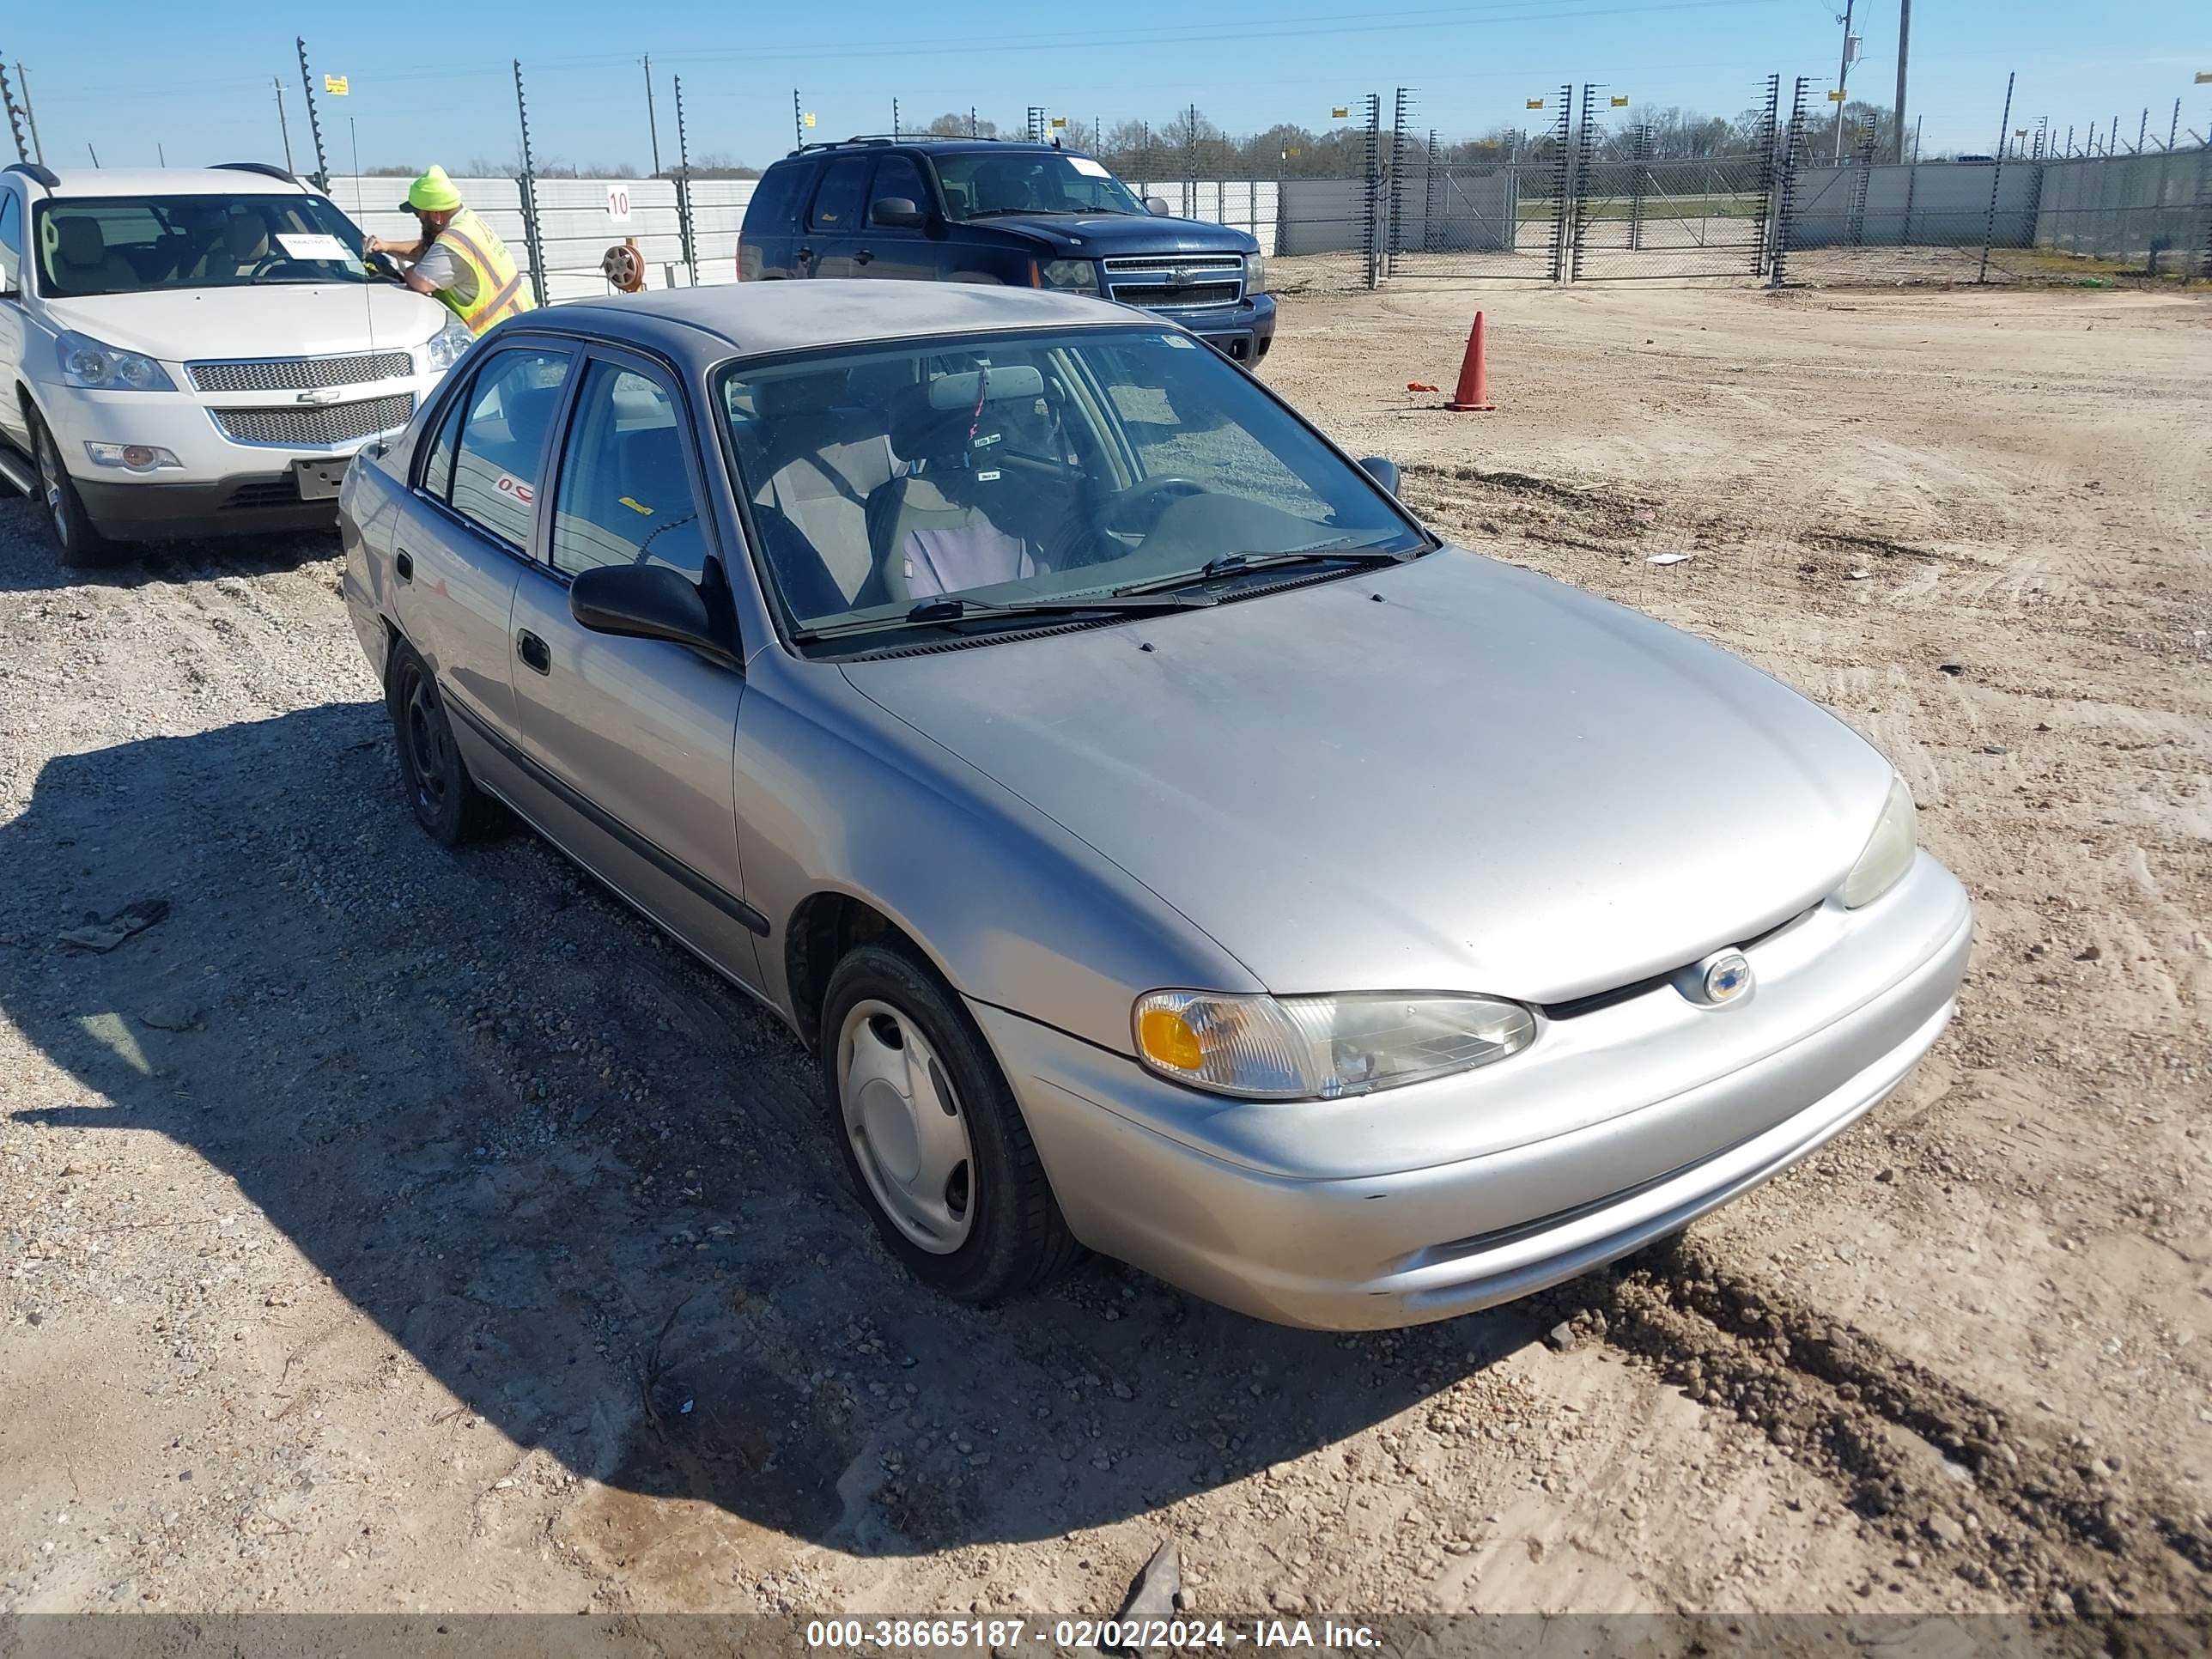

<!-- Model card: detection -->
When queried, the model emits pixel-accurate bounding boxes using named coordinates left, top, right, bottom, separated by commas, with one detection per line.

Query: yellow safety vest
left=433, top=208, right=535, bottom=335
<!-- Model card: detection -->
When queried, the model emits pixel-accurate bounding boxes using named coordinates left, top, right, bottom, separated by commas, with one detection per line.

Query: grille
left=213, top=393, right=414, bottom=447
left=1109, top=281, right=1243, bottom=310
left=189, top=351, right=416, bottom=392
left=224, top=481, right=305, bottom=510
left=1103, top=254, right=1243, bottom=275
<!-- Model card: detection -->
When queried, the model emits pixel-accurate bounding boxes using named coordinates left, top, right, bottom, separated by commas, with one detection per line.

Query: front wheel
left=32, top=410, right=123, bottom=568
left=819, top=943, right=1080, bottom=1303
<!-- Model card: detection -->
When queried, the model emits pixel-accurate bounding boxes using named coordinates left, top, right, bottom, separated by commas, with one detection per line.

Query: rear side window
left=741, top=161, right=813, bottom=234
left=549, top=361, right=708, bottom=580
left=442, top=349, right=572, bottom=548
left=808, top=157, right=870, bottom=231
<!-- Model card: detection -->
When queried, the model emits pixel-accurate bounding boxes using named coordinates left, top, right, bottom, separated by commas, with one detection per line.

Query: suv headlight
left=55, top=331, right=175, bottom=392
left=1037, top=258, right=1099, bottom=294
left=1134, top=989, right=1535, bottom=1101
left=1243, top=252, right=1267, bottom=295
left=420, top=318, right=473, bottom=374
left=1838, top=775, right=1917, bottom=908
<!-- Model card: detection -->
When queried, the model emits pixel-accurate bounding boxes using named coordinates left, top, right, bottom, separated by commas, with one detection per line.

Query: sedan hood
left=995, top=213, right=1258, bottom=257
left=39, top=284, right=448, bottom=363
left=843, top=551, right=1895, bottom=1005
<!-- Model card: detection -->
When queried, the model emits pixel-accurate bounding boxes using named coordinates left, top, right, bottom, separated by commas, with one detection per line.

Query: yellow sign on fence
left=1526, top=98, right=1545, bottom=109
left=802, top=112, right=816, bottom=128
left=324, top=74, right=349, bottom=95
left=1610, top=94, right=1630, bottom=107
left=1331, top=106, right=1349, bottom=119
left=1827, top=89, right=1846, bottom=101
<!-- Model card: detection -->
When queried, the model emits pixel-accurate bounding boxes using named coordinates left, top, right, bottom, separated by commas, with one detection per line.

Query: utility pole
left=643, top=56, right=662, bottom=178
left=1891, top=0, right=1911, bottom=164
left=1831, top=0, right=1856, bottom=161
left=273, top=78, right=295, bottom=173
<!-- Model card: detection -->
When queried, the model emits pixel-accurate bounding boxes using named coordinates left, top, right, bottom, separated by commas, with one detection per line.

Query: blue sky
left=9, top=0, right=2206, bottom=172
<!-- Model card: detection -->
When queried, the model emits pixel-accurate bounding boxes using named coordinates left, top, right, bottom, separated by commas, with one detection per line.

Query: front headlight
left=1133, top=989, right=1535, bottom=1101
left=1243, top=252, right=1267, bottom=295
left=55, top=331, right=175, bottom=392
left=1037, top=258, right=1099, bottom=294
left=420, top=318, right=473, bottom=374
left=1839, top=775, right=1918, bottom=908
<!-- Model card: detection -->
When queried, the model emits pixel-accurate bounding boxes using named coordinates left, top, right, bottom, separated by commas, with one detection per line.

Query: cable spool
left=601, top=238, right=646, bottom=293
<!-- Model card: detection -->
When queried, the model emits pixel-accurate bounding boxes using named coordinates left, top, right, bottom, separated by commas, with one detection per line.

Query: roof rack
left=4, top=161, right=61, bottom=190
left=787, top=131, right=1021, bottom=156
left=213, top=161, right=307, bottom=186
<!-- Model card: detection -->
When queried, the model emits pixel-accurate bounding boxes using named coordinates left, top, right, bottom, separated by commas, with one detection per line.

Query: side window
left=447, top=349, right=572, bottom=547
left=419, top=376, right=468, bottom=500
left=549, top=360, right=708, bottom=580
left=740, top=163, right=811, bottom=234
left=0, top=191, right=20, bottom=291
left=868, top=156, right=929, bottom=225
left=808, top=157, right=870, bottom=232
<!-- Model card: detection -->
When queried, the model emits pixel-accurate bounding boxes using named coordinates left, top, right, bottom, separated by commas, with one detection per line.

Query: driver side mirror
left=1358, top=456, right=1401, bottom=495
left=570, top=563, right=736, bottom=663
left=1144, top=196, right=1173, bottom=217
left=871, top=197, right=928, bottom=229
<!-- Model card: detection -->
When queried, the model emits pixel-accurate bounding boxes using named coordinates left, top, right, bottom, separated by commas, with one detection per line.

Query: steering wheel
left=1047, top=477, right=1207, bottom=569
left=364, top=249, right=407, bottom=282
left=244, top=252, right=311, bottom=280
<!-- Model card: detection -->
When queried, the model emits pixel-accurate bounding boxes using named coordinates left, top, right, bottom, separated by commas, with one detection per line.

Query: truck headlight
left=1243, top=252, right=1267, bottom=295
left=1133, top=989, right=1534, bottom=1101
left=1838, top=775, right=1917, bottom=908
left=420, top=318, right=474, bottom=374
left=1036, top=258, right=1099, bottom=294
left=56, top=331, right=176, bottom=392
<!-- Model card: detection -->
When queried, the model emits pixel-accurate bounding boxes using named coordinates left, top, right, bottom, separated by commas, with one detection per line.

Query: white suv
left=0, top=161, right=469, bottom=566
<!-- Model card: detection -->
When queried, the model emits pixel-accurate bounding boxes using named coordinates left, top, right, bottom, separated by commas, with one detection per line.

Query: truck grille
left=1103, top=253, right=1244, bottom=311
left=189, top=351, right=416, bottom=392
left=213, top=394, right=414, bottom=447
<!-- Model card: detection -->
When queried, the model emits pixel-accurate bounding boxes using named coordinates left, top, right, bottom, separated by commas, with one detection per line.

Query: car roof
left=775, top=139, right=1088, bottom=163
left=15, top=166, right=313, bottom=198
left=548, top=280, right=1151, bottom=365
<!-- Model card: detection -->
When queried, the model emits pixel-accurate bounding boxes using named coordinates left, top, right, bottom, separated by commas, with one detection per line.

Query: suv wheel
left=819, top=943, right=1080, bottom=1304
left=31, top=410, right=122, bottom=568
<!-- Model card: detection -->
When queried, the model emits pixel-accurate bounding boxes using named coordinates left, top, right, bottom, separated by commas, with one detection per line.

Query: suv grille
left=213, top=394, right=415, bottom=447
left=1103, top=253, right=1245, bottom=311
left=189, top=351, right=416, bottom=392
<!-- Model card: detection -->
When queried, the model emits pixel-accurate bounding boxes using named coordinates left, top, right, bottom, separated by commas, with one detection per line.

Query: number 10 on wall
left=606, top=184, right=633, bottom=225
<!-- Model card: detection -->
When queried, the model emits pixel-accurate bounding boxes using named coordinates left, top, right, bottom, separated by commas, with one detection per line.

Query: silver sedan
left=338, top=281, right=1971, bottom=1330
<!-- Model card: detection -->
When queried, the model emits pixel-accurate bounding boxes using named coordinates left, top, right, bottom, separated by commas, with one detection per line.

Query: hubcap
left=36, top=429, right=67, bottom=540
left=401, top=666, right=450, bottom=811
left=836, top=1000, right=975, bottom=1254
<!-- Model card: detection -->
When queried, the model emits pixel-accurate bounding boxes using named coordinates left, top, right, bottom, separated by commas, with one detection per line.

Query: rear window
left=741, top=161, right=815, bottom=234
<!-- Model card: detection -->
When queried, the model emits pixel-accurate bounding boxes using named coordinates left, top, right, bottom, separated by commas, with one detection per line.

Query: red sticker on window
left=495, top=472, right=535, bottom=505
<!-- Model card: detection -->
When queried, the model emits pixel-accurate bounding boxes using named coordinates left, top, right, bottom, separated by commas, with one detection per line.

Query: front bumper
left=75, top=474, right=346, bottom=542
left=974, top=852, right=1972, bottom=1330
left=1148, top=294, right=1277, bottom=363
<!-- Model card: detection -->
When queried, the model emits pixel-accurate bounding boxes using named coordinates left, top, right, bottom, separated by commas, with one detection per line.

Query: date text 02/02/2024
left=801, top=1619, right=1383, bottom=1651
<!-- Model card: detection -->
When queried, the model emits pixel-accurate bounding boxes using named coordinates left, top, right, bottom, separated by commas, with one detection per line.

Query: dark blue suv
left=737, top=137, right=1275, bottom=365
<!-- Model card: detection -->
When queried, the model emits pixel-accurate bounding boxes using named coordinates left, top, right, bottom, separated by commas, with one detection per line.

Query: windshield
left=721, top=327, right=1425, bottom=650
left=33, top=192, right=380, bottom=298
left=933, top=152, right=1146, bottom=220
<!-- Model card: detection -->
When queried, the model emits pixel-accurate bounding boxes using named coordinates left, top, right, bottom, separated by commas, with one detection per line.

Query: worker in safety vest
left=365, top=166, right=535, bottom=335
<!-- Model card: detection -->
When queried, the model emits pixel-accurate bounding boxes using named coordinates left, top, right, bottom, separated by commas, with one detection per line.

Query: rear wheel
left=384, top=639, right=500, bottom=846
left=819, top=943, right=1080, bottom=1303
left=31, top=410, right=123, bottom=568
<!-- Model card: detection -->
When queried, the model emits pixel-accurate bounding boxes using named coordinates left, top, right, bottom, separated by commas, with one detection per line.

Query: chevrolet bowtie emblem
left=295, top=387, right=343, bottom=405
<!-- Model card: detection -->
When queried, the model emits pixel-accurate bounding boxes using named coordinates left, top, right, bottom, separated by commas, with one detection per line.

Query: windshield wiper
left=966, top=207, right=1062, bottom=218
left=790, top=591, right=1214, bottom=644
left=1112, top=538, right=1418, bottom=598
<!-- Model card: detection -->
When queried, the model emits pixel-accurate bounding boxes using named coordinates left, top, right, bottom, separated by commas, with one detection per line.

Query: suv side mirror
left=1144, top=196, right=1172, bottom=216
left=570, top=563, right=734, bottom=661
left=871, top=197, right=927, bottom=229
left=1358, top=456, right=1401, bottom=495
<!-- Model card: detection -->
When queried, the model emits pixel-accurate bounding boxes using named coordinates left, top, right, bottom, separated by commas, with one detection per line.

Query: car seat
left=863, top=369, right=1048, bottom=604
left=45, top=216, right=140, bottom=293
left=750, top=369, right=902, bottom=603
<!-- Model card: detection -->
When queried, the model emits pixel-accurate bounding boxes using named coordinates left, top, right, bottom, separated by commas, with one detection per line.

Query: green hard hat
left=402, top=165, right=463, bottom=214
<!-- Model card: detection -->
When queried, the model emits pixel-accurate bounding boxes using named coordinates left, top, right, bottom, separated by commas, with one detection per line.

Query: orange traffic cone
left=1447, top=311, right=1495, bottom=411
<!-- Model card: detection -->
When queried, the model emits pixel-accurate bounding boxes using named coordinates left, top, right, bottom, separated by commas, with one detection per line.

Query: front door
left=504, top=347, right=763, bottom=992
left=854, top=155, right=942, bottom=282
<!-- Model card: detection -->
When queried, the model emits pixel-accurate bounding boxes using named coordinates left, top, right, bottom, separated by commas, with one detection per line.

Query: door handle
left=795, top=246, right=814, bottom=264
left=516, top=629, right=550, bottom=675
left=393, top=550, right=413, bottom=584
left=854, top=249, right=874, bottom=265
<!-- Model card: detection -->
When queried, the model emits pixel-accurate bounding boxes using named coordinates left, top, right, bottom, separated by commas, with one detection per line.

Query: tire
left=30, top=410, right=125, bottom=568
left=819, top=942, right=1080, bottom=1304
left=384, top=639, right=501, bottom=847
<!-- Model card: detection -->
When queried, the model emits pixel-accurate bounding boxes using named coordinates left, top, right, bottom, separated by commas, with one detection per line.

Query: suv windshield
left=33, top=192, right=379, bottom=298
left=933, top=152, right=1146, bottom=221
left=722, top=327, right=1425, bottom=649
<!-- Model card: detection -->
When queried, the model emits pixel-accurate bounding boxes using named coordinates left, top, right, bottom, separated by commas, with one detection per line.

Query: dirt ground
left=2, top=280, right=2209, bottom=1634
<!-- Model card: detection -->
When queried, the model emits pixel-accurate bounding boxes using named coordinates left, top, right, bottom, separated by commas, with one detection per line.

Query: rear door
left=738, top=159, right=813, bottom=279
left=397, top=342, right=575, bottom=763
left=801, top=155, right=872, bottom=278
left=504, top=346, right=764, bottom=991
